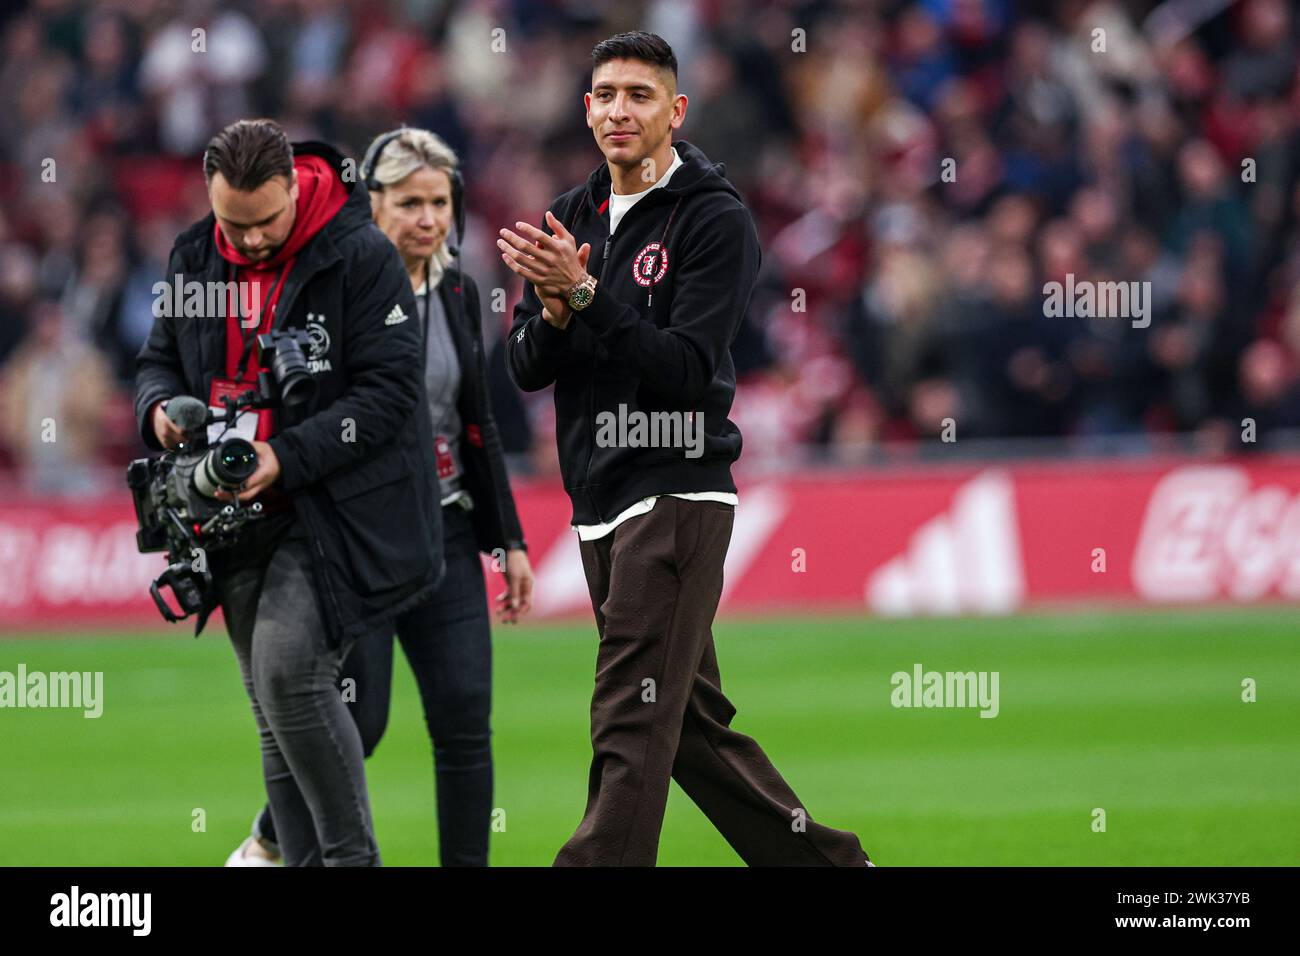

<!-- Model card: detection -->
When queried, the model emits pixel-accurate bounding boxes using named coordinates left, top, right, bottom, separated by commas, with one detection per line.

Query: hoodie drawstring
left=647, top=196, right=683, bottom=309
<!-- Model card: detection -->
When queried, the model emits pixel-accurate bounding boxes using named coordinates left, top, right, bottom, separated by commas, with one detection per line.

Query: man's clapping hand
left=498, top=210, right=591, bottom=329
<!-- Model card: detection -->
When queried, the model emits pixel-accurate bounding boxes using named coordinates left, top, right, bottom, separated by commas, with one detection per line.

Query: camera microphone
left=165, top=395, right=209, bottom=434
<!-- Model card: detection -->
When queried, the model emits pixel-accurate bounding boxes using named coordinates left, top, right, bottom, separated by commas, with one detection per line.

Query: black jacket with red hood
left=134, top=141, right=444, bottom=645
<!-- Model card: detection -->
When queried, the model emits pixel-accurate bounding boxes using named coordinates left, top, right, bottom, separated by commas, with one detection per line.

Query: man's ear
left=289, top=167, right=300, bottom=202
left=671, top=93, right=688, bottom=130
left=584, top=91, right=593, bottom=129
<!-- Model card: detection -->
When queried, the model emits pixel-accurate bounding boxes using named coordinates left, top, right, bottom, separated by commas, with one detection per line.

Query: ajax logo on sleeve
left=632, top=242, right=669, bottom=287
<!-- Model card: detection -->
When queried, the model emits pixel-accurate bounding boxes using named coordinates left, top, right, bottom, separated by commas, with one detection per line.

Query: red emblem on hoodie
left=631, top=242, right=669, bottom=287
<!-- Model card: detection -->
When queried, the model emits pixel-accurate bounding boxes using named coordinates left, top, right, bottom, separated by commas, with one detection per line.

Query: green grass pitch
left=1, top=607, right=1296, bottom=866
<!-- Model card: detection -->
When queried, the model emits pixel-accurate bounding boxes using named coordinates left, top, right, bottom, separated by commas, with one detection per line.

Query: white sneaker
left=224, top=835, right=282, bottom=867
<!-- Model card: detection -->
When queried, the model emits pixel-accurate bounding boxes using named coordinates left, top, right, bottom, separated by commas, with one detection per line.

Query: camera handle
left=150, top=561, right=208, bottom=623
left=197, top=388, right=271, bottom=453
left=206, top=388, right=264, bottom=430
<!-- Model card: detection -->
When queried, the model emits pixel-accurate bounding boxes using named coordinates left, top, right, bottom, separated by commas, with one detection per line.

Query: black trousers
left=256, top=504, right=493, bottom=866
left=555, top=496, right=871, bottom=867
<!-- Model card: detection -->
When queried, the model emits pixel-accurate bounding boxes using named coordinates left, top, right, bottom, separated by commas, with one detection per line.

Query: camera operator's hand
left=216, top=440, right=281, bottom=501
left=151, top=401, right=187, bottom=450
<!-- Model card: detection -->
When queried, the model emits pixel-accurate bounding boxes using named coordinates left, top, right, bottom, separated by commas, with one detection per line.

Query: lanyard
left=232, top=261, right=291, bottom=382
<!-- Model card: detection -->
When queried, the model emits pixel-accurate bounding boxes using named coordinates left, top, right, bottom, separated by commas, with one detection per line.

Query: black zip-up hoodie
left=505, top=140, right=761, bottom=525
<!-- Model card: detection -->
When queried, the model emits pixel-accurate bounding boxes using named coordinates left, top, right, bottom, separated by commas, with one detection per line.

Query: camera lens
left=272, top=337, right=317, bottom=407
left=193, top=438, right=258, bottom=498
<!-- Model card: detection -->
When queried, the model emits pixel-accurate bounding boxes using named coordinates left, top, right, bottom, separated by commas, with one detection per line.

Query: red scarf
left=213, top=154, right=348, bottom=438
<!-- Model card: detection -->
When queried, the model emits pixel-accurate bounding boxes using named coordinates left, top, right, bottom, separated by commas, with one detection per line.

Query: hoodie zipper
left=576, top=180, right=688, bottom=524
left=582, top=231, right=614, bottom=522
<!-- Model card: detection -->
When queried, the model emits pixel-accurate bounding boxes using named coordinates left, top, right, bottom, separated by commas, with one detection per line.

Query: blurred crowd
left=2, top=0, right=1300, bottom=493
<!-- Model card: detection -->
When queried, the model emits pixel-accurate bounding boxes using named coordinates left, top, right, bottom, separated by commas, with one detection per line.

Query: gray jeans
left=216, top=523, right=381, bottom=866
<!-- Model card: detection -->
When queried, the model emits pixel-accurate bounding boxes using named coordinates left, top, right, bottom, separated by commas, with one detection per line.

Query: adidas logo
left=867, top=470, right=1025, bottom=616
left=384, top=304, right=409, bottom=326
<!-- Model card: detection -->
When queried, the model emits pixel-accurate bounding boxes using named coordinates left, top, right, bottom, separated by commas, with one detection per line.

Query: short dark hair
left=591, top=32, right=677, bottom=84
left=203, top=119, right=294, bottom=190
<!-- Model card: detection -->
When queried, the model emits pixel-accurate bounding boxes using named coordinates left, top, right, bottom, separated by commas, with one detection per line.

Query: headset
left=361, top=126, right=466, bottom=253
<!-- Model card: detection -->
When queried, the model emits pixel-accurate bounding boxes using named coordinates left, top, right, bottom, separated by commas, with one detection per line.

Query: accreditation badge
left=434, top=435, right=456, bottom=479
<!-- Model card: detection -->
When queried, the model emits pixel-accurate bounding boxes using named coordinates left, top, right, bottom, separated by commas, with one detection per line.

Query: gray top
left=417, top=278, right=465, bottom=502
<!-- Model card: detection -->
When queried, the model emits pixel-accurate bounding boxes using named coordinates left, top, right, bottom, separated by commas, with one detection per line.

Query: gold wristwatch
left=567, top=273, right=598, bottom=312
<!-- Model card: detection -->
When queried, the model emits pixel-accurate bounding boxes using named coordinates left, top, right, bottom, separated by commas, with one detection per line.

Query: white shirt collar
left=611, top=146, right=683, bottom=199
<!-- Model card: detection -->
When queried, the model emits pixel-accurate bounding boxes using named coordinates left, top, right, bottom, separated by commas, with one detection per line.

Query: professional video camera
left=127, top=329, right=316, bottom=625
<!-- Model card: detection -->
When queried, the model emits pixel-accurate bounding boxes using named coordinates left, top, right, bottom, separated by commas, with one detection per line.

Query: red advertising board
left=1, top=454, right=1297, bottom=633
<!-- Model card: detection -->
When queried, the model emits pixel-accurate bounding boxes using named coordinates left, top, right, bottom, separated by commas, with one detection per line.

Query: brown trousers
left=554, top=496, right=870, bottom=866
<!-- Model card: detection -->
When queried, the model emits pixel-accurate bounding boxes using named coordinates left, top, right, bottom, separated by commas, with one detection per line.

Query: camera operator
left=133, top=118, right=445, bottom=867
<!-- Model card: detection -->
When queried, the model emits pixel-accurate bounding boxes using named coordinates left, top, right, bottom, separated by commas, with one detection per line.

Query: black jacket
left=505, top=140, right=761, bottom=525
left=432, top=266, right=526, bottom=554
left=134, top=141, right=444, bottom=645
